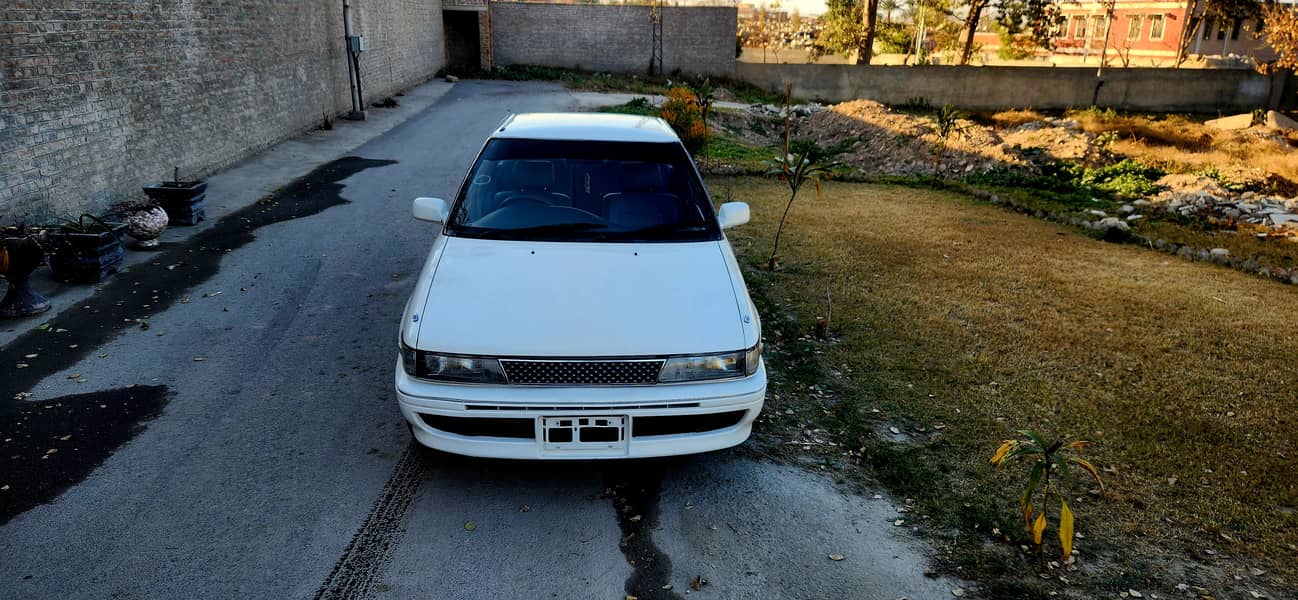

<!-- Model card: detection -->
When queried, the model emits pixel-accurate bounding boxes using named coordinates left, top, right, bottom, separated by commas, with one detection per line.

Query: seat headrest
left=515, top=161, right=554, bottom=190
left=620, top=163, right=664, bottom=193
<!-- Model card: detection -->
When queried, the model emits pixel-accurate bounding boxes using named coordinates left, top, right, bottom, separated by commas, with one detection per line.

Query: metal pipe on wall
left=343, top=0, right=366, bottom=120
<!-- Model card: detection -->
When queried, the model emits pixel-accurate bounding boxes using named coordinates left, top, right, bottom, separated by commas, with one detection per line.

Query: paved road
left=1, top=81, right=961, bottom=600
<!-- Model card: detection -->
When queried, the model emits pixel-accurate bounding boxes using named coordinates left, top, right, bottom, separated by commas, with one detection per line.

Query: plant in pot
left=115, top=199, right=169, bottom=249
left=1, top=225, right=52, bottom=318
left=44, top=214, right=127, bottom=284
left=142, top=166, right=207, bottom=226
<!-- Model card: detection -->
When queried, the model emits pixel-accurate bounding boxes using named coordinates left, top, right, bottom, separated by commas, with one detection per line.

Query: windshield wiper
left=460, top=222, right=610, bottom=239
left=612, top=222, right=709, bottom=239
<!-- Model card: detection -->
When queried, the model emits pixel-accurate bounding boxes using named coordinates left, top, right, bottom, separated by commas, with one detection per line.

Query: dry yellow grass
left=983, top=109, right=1049, bottom=129
left=718, top=176, right=1298, bottom=589
left=1065, top=109, right=1298, bottom=185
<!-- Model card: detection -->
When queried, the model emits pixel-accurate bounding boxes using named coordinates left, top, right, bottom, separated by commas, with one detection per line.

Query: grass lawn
left=712, top=176, right=1298, bottom=596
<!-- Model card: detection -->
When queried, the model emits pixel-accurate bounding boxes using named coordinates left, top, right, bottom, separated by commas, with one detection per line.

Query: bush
left=660, top=87, right=710, bottom=154
left=966, top=159, right=1165, bottom=203
left=1072, top=159, right=1165, bottom=199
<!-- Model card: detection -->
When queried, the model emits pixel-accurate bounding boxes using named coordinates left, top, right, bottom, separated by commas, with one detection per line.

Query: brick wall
left=489, top=3, right=735, bottom=77
left=661, top=7, right=737, bottom=77
left=0, top=0, right=445, bottom=224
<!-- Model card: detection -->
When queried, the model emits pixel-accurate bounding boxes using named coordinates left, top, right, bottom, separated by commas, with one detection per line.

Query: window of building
left=1204, top=20, right=1215, bottom=40
left=1149, top=14, right=1165, bottom=41
left=1217, top=19, right=1230, bottom=40
left=1230, top=19, right=1243, bottom=40
left=1092, top=15, right=1107, bottom=38
left=1127, top=14, right=1144, bottom=40
left=1073, top=15, right=1088, bottom=39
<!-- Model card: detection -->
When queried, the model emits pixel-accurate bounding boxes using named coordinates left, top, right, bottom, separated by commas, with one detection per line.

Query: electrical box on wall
left=347, top=35, right=366, bottom=53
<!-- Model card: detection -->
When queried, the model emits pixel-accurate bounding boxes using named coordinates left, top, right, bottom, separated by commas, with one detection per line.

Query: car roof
left=492, top=112, right=681, bottom=144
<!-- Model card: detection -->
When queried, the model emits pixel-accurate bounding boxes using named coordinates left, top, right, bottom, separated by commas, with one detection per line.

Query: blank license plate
left=540, top=415, right=627, bottom=452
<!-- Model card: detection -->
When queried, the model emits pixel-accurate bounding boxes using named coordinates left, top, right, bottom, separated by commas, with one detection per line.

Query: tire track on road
left=313, top=443, right=425, bottom=600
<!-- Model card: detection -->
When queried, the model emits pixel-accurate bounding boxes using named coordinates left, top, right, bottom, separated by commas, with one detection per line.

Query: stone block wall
left=489, top=3, right=735, bottom=77
left=0, top=0, right=445, bottom=224
left=735, top=63, right=1297, bottom=112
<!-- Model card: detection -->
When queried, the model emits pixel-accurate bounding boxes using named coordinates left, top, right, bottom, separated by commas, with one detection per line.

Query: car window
left=446, top=139, right=721, bottom=243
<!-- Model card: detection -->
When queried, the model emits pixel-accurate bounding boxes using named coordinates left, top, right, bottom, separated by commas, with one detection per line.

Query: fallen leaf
left=660, top=584, right=673, bottom=591
left=464, top=520, right=476, bottom=531
left=16, top=363, right=29, bottom=369
left=689, top=575, right=707, bottom=591
left=828, top=553, right=845, bottom=561
left=889, top=426, right=901, bottom=434
left=193, top=357, right=205, bottom=362
left=59, top=435, right=71, bottom=441
left=952, top=589, right=965, bottom=597
left=37, top=323, right=50, bottom=331
left=519, top=505, right=530, bottom=513
left=24, top=354, right=38, bottom=359
left=629, top=515, right=642, bottom=522
left=894, top=519, right=905, bottom=526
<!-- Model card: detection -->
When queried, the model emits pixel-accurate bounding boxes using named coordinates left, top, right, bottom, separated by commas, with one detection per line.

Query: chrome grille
left=500, top=359, right=664, bottom=385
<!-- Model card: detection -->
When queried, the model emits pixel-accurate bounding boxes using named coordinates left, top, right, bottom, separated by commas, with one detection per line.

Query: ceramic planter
left=47, top=223, right=127, bottom=283
left=143, top=181, right=207, bottom=226
left=1, top=230, right=52, bottom=318
left=125, top=206, right=169, bottom=248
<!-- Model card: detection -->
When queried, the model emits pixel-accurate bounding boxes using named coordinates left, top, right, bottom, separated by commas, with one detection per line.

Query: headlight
left=401, top=345, right=508, bottom=383
left=658, top=344, right=760, bottom=383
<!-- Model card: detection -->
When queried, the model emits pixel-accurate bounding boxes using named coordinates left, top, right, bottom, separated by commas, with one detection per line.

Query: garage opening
left=443, top=9, right=482, bottom=71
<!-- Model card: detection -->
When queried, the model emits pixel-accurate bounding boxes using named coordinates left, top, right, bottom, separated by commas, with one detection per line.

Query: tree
left=994, top=0, right=1066, bottom=55
left=1176, top=0, right=1263, bottom=65
left=1259, top=1, right=1298, bottom=72
left=880, top=0, right=901, bottom=23
left=814, top=0, right=881, bottom=64
left=861, top=0, right=881, bottom=63
left=960, top=0, right=992, bottom=64
left=765, top=151, right=835, bottom=269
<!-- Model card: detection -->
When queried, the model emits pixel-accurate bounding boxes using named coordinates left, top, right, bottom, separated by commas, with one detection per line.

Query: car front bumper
left=395, top=358, right=766, bottom=459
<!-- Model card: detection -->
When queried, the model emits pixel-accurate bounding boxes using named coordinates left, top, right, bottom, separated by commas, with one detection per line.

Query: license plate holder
left=540, top=415, right=628, bottom=452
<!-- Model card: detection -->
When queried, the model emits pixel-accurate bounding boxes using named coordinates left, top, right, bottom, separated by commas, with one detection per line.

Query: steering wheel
left=498, top=194, right=553, bottom=210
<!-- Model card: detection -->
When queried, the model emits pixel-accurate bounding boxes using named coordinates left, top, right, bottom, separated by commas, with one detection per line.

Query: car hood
left=415, top=237, right=746, bottom=357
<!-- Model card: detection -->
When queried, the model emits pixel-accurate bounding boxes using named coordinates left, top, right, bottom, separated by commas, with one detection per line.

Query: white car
left=396, top=112, right=765, bottom=459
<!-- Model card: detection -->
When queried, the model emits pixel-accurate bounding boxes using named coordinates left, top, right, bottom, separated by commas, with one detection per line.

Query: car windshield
left=445, top=138, right=721, bottom=242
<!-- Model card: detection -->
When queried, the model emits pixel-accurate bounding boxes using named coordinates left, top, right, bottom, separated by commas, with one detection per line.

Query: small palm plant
left=765, top=151, right=835, bottom=269
left=991, top=430, right=1105, bottom=565
left=931, top=104, right=966, bottom=175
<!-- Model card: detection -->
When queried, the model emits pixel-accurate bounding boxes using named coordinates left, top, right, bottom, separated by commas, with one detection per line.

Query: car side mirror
left=717, top=202, right=750, bottom=229
left=413, top=197, right=449, bottom=223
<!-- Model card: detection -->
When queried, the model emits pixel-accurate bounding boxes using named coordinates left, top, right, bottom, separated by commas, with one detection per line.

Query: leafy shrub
left=966, top=159, right=1164, bottom=202
left=1073, top=159, right=1165, bottom=199
left=660, top=87, right=710, bottom=154
left=789, top=138, right=858, bottom=164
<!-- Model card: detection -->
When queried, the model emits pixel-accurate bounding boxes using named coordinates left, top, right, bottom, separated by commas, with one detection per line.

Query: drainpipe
left=343, top=0, right=367, bottom=120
